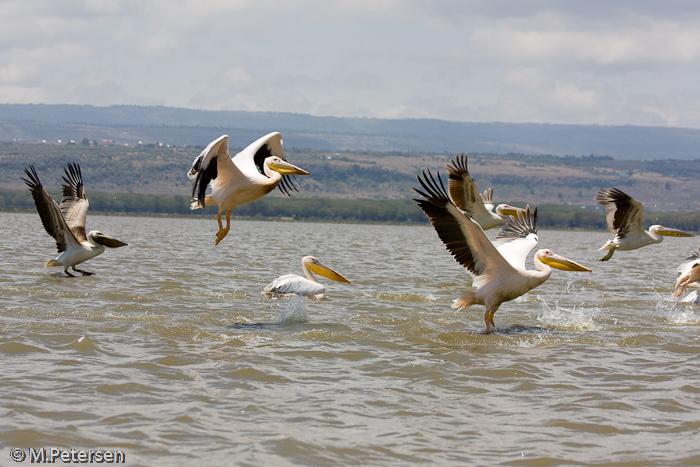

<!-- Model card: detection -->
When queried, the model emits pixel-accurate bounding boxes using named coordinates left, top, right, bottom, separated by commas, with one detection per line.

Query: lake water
left=1, top=212, right=699, bottom=466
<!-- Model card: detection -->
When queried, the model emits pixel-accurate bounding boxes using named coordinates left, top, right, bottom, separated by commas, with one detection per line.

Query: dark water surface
left=1, top=213, right=699, bottom=466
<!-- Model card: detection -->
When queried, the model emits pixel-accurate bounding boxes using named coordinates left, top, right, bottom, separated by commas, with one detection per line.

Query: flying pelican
left=595, top=188, right=694, bottom=261
left=674, top=250, right=700, bottom=299
left=21, top=163, right=127, bottom=276
left=263, top=256, right=351, bottom=300
left=414, top=169, right=591, bottom=332
left=188, top=132, right=309, bottom=245
left=445, top=154, right=522, bottom=230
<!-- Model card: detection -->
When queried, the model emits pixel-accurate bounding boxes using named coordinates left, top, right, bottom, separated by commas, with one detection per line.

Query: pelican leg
left=484, top=309, right=497, bottom=333
left=72, top=266, right=95, bottom=276
left=63, top=267, right=76, bottom=277
left=674, top=275, right=691, bottom=297
left=215, top=209, right=232, bottom=245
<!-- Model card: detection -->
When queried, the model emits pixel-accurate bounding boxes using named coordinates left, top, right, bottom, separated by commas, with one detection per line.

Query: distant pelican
left=674, top=250, right=700, bottom=299
left=445, top=154, right=522, bottom=230
left=188, top=133, right=309, bottom=245
left=595, top=188, right=694, bottom=261
left=414, top=169, right=591, bottom=332
left=263, top=256, right=351, bottom=300
left=21, top=163, right=127, bottom=276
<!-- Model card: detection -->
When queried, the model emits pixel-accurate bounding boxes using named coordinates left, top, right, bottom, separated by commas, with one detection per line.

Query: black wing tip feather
left=412, top=168, right=450, bottom=207
left=21, top=165, right=41, bottom=189
left=595, top=187, right=631, bottom=205
left=445, top=153, right=469, bottom=177
left=277, top=174, right=300, bottom=196
left=496, top=205, right=538, bottom=240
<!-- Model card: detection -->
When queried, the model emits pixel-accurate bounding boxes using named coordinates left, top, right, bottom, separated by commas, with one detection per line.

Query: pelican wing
left=21, top=165, right=80, bottom=253
left=445, top=154, right=491, bottom=219
left=678, top=250, right=700, bottom=276
left=413, top=169, right=516, bottom=281
left=493, top=206, right=539, bottom=271
left=264, top=274, right=326, bottom=296
left=247, top=132, right=300, bottom=196
left=595, top=188, right=644, bottom=238
left=188, top=135, right=235, bottom=207
left=59, top=163, right=89, bottom=243
left=481, top=187, right=495, bottom=212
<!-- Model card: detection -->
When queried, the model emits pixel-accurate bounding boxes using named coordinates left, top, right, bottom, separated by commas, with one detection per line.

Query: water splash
left=537, top=281, right=601, bottom=331
left=655, top=292, right=700, bottom=325
left=277, top=295, right=309, bottom=323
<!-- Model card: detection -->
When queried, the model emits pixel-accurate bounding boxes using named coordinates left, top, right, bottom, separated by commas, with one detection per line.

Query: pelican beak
left=497, top=204, right=524, bottom=217
left=656, top=226, right=694, bottom=237
left=270, top=160, right=309, bottom=176
left=307, top=259, right=351, bottom=283
left=540, top=252, right=592, bottom=272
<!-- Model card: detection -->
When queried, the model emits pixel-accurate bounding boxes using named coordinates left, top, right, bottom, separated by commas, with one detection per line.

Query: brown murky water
left=1, top=212, right=699, bottom=465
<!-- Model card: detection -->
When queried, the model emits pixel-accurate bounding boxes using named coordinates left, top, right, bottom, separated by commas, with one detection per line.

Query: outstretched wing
left=595, top=188, right=644, bottom=238
left=21, top=165, right=80, bottom=253
left=413, top=168, right=515, bottom=284
left=188, top=135, right=234, bottom=207
left=445, top=154, right=491, bottom=219
left=60, top=162, right=89, bottom=243
left=240, top=132, right=300, bottom=196
left=493, top=206, right=539, bottom=271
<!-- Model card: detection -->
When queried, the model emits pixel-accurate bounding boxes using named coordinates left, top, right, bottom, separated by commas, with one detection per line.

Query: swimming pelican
left=263, top=256, right=351, bottom=300
left=595, top=188, right=694, bottom=261
left=674, top=250, right=700, bottom=298
left=445, top=154, right=522, bottom=230
left=414, top=168, right=591, bottom=332
left=21, top=163, right=127, bottom=276
left=188, top=132, right=309, bottom=245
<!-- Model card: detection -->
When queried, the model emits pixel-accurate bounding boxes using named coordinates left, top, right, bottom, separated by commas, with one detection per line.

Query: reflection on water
left=1, top=212, right=700, bottom=465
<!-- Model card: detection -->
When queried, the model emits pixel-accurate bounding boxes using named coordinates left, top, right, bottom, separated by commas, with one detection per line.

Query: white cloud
left=1, top=0, right=700, bottom=128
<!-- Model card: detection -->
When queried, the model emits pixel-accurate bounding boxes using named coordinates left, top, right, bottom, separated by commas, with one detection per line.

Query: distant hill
left=1, top=104, right=700, bottom=160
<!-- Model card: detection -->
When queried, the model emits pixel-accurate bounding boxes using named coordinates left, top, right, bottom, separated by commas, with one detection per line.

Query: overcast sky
left=3, top=1, right=700, bottom=128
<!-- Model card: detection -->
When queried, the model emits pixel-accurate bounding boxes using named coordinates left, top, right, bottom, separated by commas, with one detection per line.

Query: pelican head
left=649, top=225, right=694, bottom=238
left=88, top=231, right=128, bottom=248
left=303, top=256, right=351, bottom=283
left=535, top=249, right=592, bottom=272
left=266, top=157, right=309, bottom=176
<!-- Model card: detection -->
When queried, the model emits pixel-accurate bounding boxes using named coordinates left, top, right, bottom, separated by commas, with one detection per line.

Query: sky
left=3, top=1, right=700, bottom=128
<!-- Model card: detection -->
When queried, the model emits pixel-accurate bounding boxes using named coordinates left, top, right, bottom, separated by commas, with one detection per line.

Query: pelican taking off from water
left=445, top=154, right=522, bottom=230
left=674, top=250, right=700, bottom=299
left=595, top=188, right=694, bottom=261
left=188, top=132, right=309, bottom=245
left=414, top=169, right=591, bottom=332
left=263, top=256, right=351, bottom=300
left=22, top=163, right=127, bottom=276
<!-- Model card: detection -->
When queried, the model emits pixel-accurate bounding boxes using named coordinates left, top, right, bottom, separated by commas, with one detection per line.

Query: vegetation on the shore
left=3, top=187, right=700, bottom=231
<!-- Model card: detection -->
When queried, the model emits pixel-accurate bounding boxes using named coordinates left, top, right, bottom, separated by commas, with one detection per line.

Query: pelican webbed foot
left=63, top=268, right=76, bottom=277
left=215, top=227, right=230, bottom=245
left=596, top=249, right=615, bottom=261
left=72, top=267, right=95, bottom=276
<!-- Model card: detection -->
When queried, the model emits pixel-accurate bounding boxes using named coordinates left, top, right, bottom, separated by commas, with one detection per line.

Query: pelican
left=595, top=188, right=694, bottom=261
left=414, top=169, right=591, bottom=332
left=21, top=163, right=127, bottom=276
left=445, top=154, right=522, bottom=230
left=188, top=132, right=309, bottom=245
left=263, top=256, right=351, bottom=300
left=674, top=250, right=700, bottom=298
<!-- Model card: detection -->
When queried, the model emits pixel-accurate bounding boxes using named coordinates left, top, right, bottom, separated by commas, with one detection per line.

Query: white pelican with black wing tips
left=188, top=132, right=309, bottom=245
left=263, top=256, right=351, bottom=300
left=414, top=168, right=591, bottom=332
left=446, top=154, right=522, bottom=230
left=22, top=163, right=127, bottom=276
left=595, top=187, right=694, bottom=261
left=674, top=250, right=700, bottom=302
